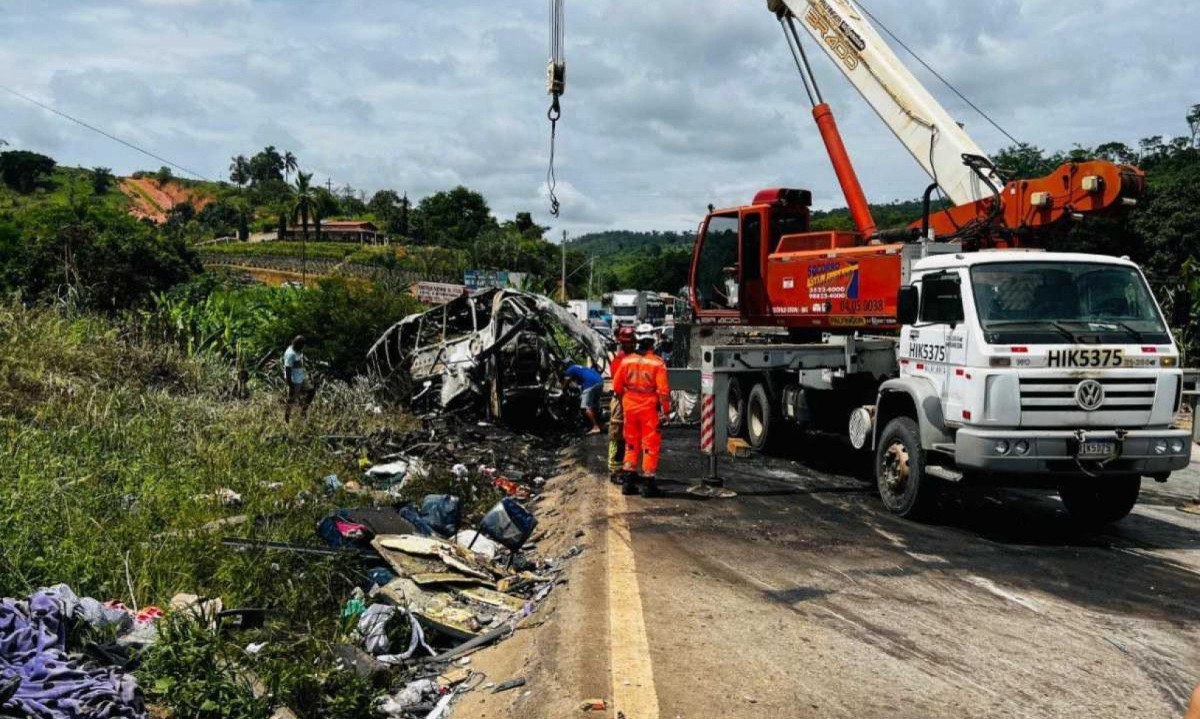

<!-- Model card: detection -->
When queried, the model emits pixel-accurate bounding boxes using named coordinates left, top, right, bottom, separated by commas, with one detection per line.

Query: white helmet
left=635, top=323, right=656, bottom=341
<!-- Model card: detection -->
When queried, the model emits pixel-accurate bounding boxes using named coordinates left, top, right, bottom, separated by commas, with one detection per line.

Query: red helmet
left=615, top=326, right=636, bottom=343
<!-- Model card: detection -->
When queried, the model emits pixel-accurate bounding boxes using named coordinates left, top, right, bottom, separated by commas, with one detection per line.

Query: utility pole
left=561, top=230, right=567, bottom=302
left=587, top=255, right=595, bottom=301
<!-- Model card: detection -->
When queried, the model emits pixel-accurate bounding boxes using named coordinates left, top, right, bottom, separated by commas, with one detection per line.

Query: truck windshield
left=970, top=261, right=1170, bottom=344
left=613, top=306, right=637, bottom=317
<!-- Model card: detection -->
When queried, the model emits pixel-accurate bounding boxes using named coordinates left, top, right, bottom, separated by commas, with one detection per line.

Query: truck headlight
left=994, top=440, right=1010, bottom=455
left=1014, top=440, right=1030, bottom=455
left=1169, top=439, right=1184, bottom=454
left=1153, top=440, right=1168, bottom=454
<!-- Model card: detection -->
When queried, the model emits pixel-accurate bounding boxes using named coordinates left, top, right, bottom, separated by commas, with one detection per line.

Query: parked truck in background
left=676, top=0, right=1189, bottom=524
left=609, top=290, right=666, bottom=330
left=566, top=299, right=593, bottom=323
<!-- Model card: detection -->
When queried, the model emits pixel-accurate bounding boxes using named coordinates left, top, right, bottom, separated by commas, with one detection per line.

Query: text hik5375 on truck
left=674, top=0, right=1190, bottom=524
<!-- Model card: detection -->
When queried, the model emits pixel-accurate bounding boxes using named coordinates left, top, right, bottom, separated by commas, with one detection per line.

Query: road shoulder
left=451, top=459, right=612, bottom=718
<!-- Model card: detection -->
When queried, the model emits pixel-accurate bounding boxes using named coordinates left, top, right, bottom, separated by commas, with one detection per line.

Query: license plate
left=1078, top=440, right=1116, bottom=458
left=1046, top=348, right=1124, bottom=368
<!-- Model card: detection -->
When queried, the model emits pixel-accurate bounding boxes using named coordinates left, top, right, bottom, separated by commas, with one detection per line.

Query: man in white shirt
left=283, top=335, right=313, bottom=422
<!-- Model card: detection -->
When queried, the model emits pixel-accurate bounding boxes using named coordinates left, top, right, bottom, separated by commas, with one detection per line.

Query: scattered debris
left=331, top=643, right=390, bottom=678
left=478, top=498, right=538, bottom=551
left=196, top=487, right=243, bottom=506
left=0, top=585, right=147, bottom=719
left=492, top=677, right=527, bottom=693
left=454, top=530, right=500, bottom=561
left=216, top=361, right=588, bottom=719
left=169, top=592, right=224, bottom=621
left=356, top=604, right=399, bottom=654
left=580, top=698, right=608, bottom=712
left=377, top=679, right=439, bottom=717
left=726, top=437, right=753, bottom=457
left=436, top=667, right=471, bottom=688
left=364, top=456, right=428, bottom=495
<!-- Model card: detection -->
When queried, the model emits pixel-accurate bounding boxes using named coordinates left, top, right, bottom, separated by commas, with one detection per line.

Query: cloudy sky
left=1, top=0, right=1196, bottom=235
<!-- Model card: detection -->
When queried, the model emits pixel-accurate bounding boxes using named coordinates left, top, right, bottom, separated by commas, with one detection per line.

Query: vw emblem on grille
left=1075, top=380, right=1105, bottom=411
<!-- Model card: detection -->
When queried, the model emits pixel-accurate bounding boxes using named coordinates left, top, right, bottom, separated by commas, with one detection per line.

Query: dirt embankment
left=119, top=177, right=215, bottom=223
left=451, top=457, right=613, bottom=718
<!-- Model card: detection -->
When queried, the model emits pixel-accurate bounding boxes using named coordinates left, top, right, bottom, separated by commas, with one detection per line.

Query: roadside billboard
left=464, top=270, right=528, bottom=290
left=411, top=281, right=467, bottom=305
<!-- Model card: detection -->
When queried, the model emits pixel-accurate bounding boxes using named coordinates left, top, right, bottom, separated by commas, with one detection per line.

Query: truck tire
left=875, top=416, right=940, bottom=519
left=726, top=378, right=746, bottom=439
left=1059, top=476, right=1141, bottom=527
left=746, top=383, right=774, bottom=451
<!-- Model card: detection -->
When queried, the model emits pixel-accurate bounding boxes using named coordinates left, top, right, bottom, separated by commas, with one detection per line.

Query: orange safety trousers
left=614, top=352, right=670, bottom=477
left=622, top=404, right=661, bottom=476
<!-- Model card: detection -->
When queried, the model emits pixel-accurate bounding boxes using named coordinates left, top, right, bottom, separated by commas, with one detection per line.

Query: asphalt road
left=581, top=427, right=1200, bottom=719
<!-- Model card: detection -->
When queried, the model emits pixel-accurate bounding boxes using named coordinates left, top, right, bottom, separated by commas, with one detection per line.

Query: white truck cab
left=874, top=250, right=1189, bottom=523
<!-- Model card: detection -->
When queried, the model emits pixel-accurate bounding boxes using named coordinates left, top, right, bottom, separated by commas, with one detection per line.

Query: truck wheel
left=746, top=383, right=774, bottom=451
left=875, top=416, right=940, bottom=519
left=726, top=378, right=746, bottom=439
left=1059, top=476, right=1141, bottom=527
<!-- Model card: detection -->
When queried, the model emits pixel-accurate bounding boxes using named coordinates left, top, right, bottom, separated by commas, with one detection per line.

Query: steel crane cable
left=546, top=0, right=566, bottom=217
left=853, top=0, right=1022, bottom=147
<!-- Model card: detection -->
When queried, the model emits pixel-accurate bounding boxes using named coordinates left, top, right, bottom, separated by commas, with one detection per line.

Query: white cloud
left=0, top=0, right=1196, bottom=233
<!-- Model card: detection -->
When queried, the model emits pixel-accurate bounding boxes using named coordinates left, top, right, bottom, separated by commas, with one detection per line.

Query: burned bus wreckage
left=367, top=289, right=612, bottom=425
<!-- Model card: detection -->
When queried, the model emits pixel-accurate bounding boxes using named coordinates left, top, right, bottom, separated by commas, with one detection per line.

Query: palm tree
left=283, top=151, right=298, bottom=181
left=292, top=171, right=315, bottom=284
left=229, top=195, right=252, bottom=241
left=229, top=155, right=250, bottom=188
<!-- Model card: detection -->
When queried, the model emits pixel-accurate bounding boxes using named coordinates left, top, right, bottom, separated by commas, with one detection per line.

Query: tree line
left=571, top=103, right=1200, bottom=305
left=1, top=101, right=1195, bottom=316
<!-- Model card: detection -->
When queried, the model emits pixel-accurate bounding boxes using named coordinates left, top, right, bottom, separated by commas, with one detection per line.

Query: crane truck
left=681, top=0, right=1189, bottom=524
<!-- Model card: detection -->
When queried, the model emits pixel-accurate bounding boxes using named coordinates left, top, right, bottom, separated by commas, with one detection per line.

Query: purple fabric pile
left=0, top=586, right=145, bottom=719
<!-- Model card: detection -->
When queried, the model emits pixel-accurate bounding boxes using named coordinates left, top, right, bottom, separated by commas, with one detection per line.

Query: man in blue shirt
left=563, top=362, right=604, bottom=435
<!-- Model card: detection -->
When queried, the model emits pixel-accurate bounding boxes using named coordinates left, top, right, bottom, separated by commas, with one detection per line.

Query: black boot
left=639, top=476, right=664, bottom=498
left=621, top=473, right=640, bottom=495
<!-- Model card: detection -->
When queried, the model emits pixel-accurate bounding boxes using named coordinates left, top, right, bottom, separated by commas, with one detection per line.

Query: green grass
left=0, top=166, right=131, bottom=216
left=0, top=302, right=427, bottom=716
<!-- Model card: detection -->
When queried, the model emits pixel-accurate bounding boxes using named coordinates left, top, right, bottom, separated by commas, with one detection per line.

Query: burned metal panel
left=367, top=289, right=613, bottom=422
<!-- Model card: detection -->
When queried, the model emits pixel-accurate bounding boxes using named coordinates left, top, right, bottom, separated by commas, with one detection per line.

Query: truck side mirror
left=897, top=286, right=919, bottom=325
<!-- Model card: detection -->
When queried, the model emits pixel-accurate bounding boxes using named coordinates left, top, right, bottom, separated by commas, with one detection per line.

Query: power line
left=853, top=0, right=1023, bottom=147
left=0, top=83, right=212, bottom=180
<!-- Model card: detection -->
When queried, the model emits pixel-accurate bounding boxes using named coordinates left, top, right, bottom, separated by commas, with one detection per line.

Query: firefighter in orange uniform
left=614, top=323, right=670, bottom=497
left=608, top=326, right=638, bottom=483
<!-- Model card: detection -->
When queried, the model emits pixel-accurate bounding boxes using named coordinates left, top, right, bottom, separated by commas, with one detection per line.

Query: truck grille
left=1018, top=377, right=1156, bottom=413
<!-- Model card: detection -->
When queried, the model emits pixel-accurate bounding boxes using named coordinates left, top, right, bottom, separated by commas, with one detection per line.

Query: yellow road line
left=606, top=482, right=660, bottom=718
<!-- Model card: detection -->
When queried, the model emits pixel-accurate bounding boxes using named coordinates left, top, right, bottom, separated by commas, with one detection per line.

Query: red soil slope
left=119, top=177, right=215, bottom=223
